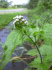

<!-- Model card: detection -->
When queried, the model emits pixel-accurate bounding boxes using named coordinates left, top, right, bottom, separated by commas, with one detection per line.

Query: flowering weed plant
left=0, top=15, right=52, bottom=70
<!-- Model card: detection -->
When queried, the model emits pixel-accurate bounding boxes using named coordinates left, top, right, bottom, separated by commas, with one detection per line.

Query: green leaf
left=39, top=45, right=52, bottom=56
left=28, top=27, right=39, bottom=35
left=29, top=57, right=41, bottom=68
left=42, top=24, right=52, bottom=45
left=44, top=55, right=52, bottom=62
left=29, top=57, right=49, bottom=70
left=42, top=60, right=52, bottom=70
left=37, top=63, right=48, bottom=70
left=30, top=25, right=36, bottom=28
left=39, top=31, right=44, bottom=37
left=29, top=45, right=52, bottom=70
left=0, top=42, right=4, bottom=48
left=0, top=42, right=3, bottom=46
left=0, top=30, right=23, bottom=70
left=24, top=26, right=39, bottom=43
left=33, top=31, right=39, bottom=37
left=0, top=52, right=3, bottom=58
left=27, top=49, right=38, bottom=56
left=43, top=56, right=52, bottom=69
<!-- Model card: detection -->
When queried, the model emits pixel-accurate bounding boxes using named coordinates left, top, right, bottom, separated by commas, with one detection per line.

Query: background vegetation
left=27, top=0, right=52, bottom=9
left=27, top=0, right=52, bottom=26
left=0, top=0, right=28, bottom=9
left=0, top=0, right=9, bottom=8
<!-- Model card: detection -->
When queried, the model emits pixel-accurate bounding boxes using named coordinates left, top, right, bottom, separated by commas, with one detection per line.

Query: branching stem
left=26, top=34, right=42, bottom=64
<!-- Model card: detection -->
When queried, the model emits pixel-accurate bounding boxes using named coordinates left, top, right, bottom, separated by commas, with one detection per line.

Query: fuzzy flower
left=13, top=15, right=23, bottom=20
left=22, top=19, right=26, bottom=22
left=18, top=15, right=23, bottom=19
left=13, top=19, right=19, bottom=28
left=13, top=19, right=19, bottom=24
left=22, top=19, right=25, bottom=21
left=24, top=21, right=28, bottom=24
left=13, top=16, right=19, bottom=19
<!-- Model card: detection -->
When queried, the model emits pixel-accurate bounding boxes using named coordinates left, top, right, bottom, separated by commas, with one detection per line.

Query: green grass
left=0, top=11, right=28, bottom=30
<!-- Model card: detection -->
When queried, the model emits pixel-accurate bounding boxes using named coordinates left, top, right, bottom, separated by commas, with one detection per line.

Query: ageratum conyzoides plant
left=0, top=15, right=52, bottom=70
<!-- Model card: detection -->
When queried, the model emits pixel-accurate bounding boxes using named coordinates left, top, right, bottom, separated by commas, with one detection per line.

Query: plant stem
left=35, top=36, right=42, bottom=64
left=35, top=43, right=42, bottom=64
left=26, top=34, right=42, bottom=64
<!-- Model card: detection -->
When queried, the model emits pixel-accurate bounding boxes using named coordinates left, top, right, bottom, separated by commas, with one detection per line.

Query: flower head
left=13, top=15, right=28, bottom=28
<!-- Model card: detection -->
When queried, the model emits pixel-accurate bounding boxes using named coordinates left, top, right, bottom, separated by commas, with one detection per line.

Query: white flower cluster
left=13, top=15, right=23, bottom=20
left=13, top=15, right=28, bottom=28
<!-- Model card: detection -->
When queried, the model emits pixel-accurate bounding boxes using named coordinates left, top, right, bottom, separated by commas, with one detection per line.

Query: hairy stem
left=36, top=43, right=42, bottom=64
left=26, top=34, right=42, bottom=64
left=35, top=36, right=42, bottom=64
